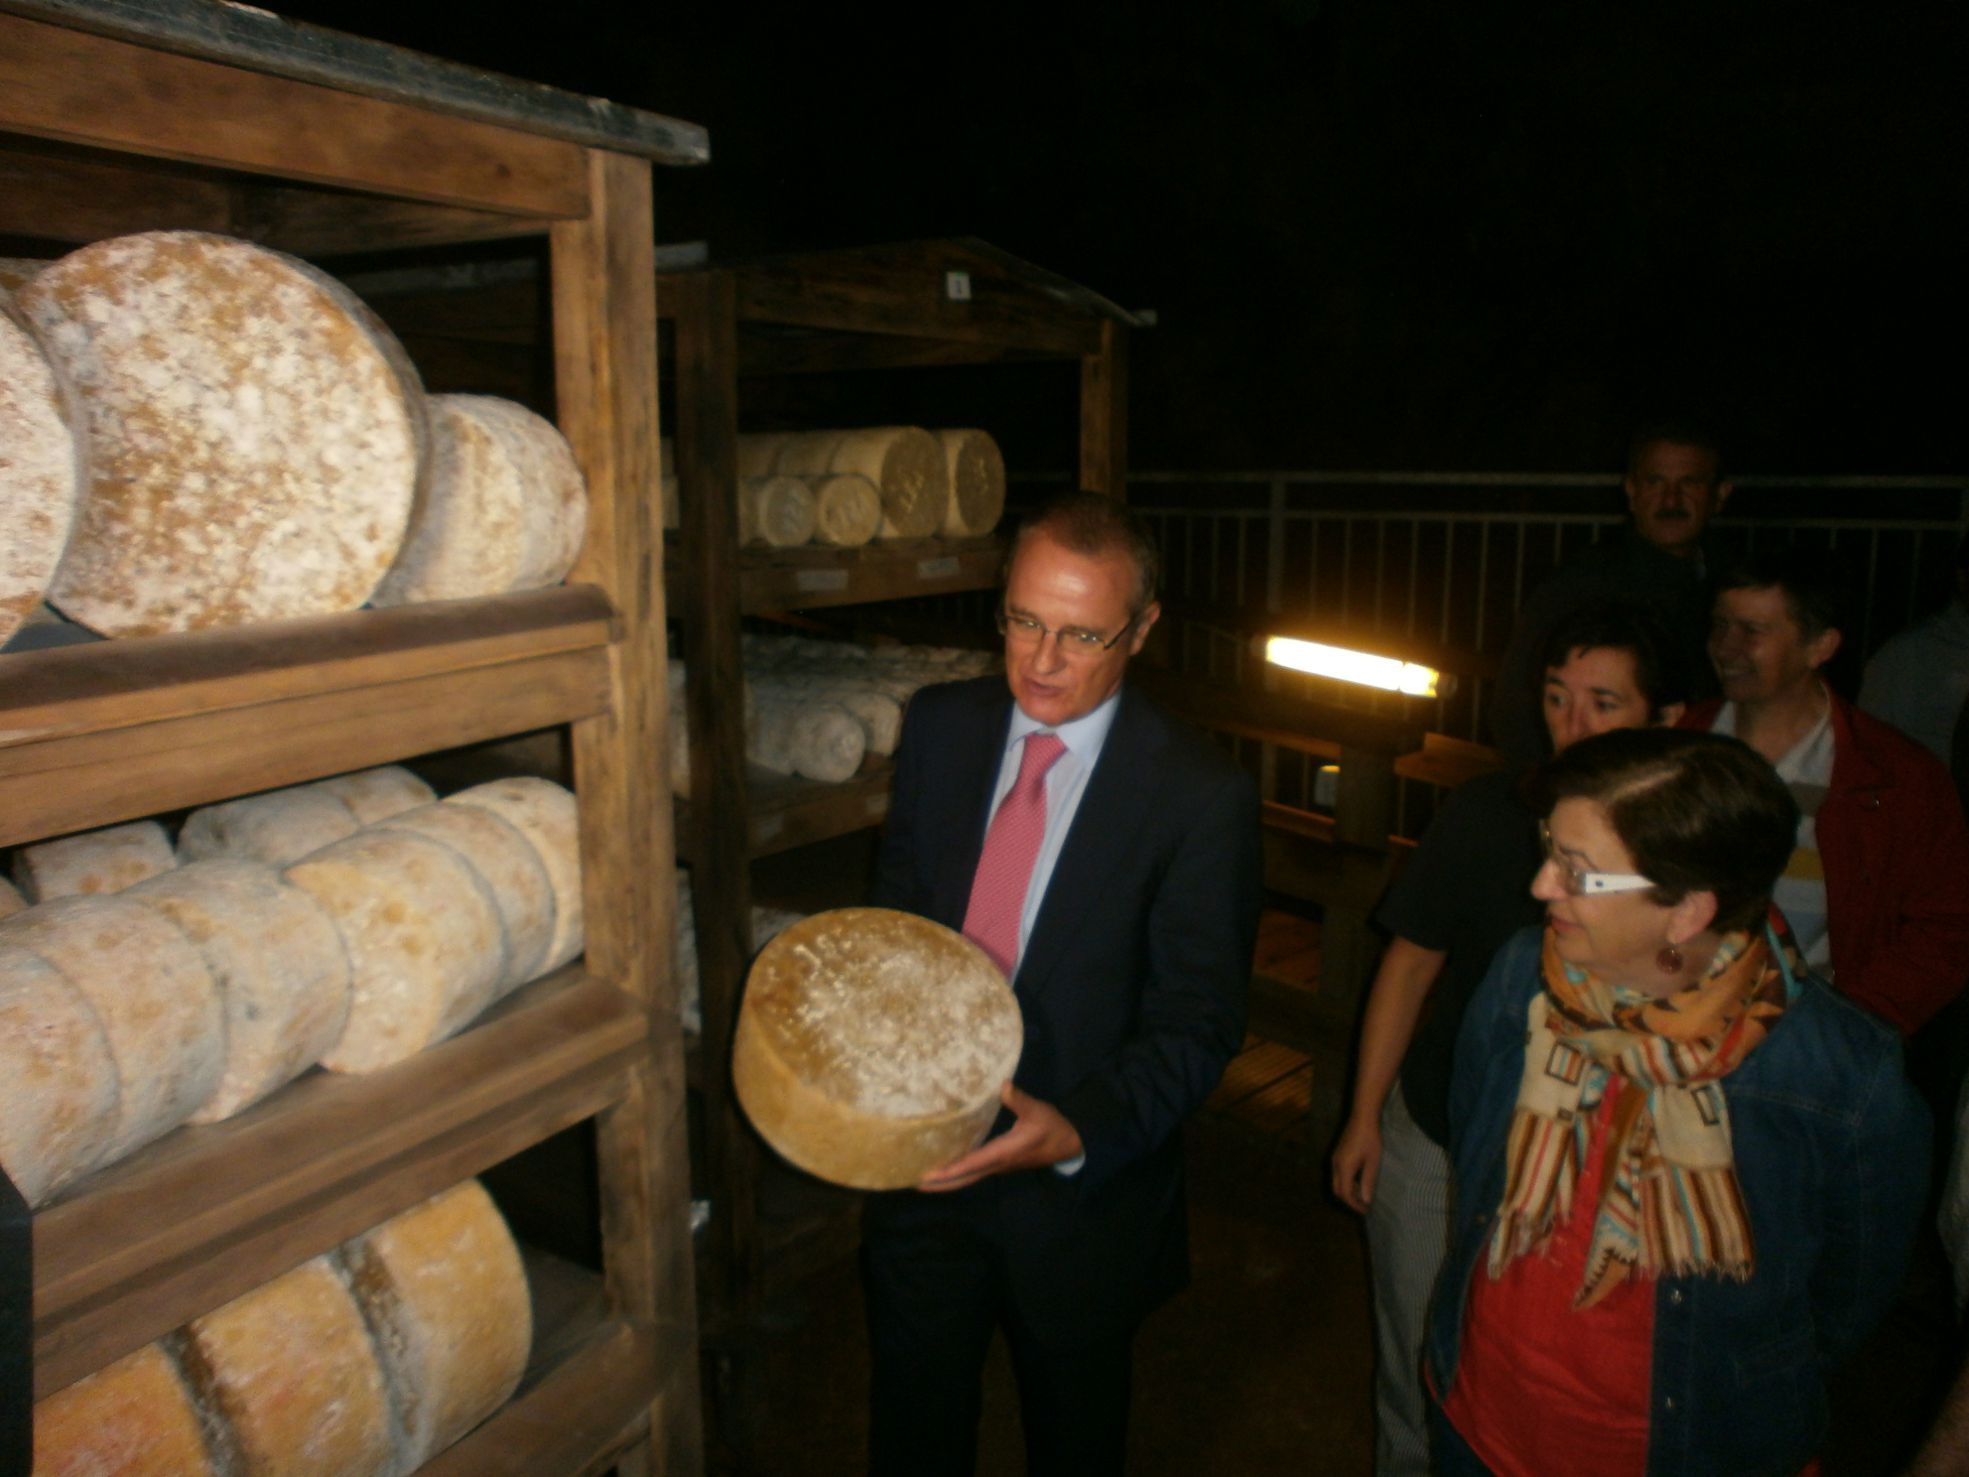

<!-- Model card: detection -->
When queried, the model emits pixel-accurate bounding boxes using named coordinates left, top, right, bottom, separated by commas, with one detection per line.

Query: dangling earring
left=1656, top=943, right=1684, bottom=975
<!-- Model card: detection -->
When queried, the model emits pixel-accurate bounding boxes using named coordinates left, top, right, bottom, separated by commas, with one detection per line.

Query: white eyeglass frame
left=1537, top=820, right=1658, bottom=896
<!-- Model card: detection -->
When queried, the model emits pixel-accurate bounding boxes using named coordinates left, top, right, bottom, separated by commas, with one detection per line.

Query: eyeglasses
left=997, top=607, right=1139, bottom=658
left=1538, top=820, right=1657, bottom=896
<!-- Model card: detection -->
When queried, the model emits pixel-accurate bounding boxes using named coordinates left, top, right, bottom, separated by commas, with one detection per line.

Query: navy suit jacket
left=866, top=675, right=1261, bottom=1327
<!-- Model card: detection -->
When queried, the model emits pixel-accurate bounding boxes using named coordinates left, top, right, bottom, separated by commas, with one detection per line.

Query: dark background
left=274, top=0, right=1967, bottom=478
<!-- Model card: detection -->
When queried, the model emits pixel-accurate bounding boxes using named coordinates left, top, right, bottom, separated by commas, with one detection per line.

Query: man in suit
left=865, top=492, right=1263, bottom=1476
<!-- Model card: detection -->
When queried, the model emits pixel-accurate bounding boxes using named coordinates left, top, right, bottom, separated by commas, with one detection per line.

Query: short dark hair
left=1540, top=600, right=1690, bottom=719
left=1626, top=418, right=1724, bottom=481
left=1008, top=492, right=1161, bottom=614
left=1714, top=545, right=1850, bottom=641
left=1539, top=728, right=1798, bottom=936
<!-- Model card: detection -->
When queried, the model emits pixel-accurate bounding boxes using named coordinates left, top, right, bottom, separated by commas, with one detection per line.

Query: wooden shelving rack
left=0, top=3, right=705, bottom=1472
left=658, top=239, right=1137, bottom=1418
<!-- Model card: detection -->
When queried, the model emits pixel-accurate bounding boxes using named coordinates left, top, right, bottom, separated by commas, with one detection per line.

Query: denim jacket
left=1425, top=926, right=1930, bottom=1477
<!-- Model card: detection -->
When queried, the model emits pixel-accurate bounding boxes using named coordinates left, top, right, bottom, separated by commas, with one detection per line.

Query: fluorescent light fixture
left=1264, top=636, right=1440, bottom=698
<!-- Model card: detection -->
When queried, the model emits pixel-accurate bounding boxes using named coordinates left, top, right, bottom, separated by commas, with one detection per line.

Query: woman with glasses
left=1425, top=727, right=1928, bottom=1476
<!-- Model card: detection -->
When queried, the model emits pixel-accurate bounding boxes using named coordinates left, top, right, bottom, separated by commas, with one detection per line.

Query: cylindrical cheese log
left=741, top=474, right=817, bottom=548
left=0, top=895, right=223, bottom=1166
left=768, top=429, right=846, bottom=477
left=0, top=940, right=119, bottom=1206
left=734, top=908, right=1022, bottom=1189
left=807, top=472, right=882, bottom=548
left=751, top=696, right=866, bottom=783
left=445, top=778, right=583, bottom=973
left=0, top=289, right=82, bottom=649
left=340, top=1180, right=532, bottom=1468
left=14, top=819, right=176, bottom=902
left=935, top=428, right=1007, bottom=537
left=0, top=877, right=24, bottom=920
left=32, top=1341, right=217, bottom=1476
left=832, top=427, right=947, bottom=540
left=285, top=829, right=511, bottom=1073
left=309, top=764, right=435, bottom=826
left=177, top=1255, right=396, bottom=1477
left=124, top=860, right=351, bottom=1123
left=22, top=231, right=427, bottom=636
left=177, top=786, right=361, bottom=866
left=373, top=801, right=556, bottom=993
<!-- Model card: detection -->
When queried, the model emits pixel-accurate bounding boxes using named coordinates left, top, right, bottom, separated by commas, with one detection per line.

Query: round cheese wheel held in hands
left=734, top=907, right=1022, bottom=1189
left=0, top=288, right=82, bottom=650
left=20, top=230, right=426, bottom=635
left=124, top=859, right=351, bottom=1123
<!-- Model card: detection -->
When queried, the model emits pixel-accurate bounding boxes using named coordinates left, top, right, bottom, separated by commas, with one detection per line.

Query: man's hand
left=918, top=1082, right=1085, bottom=1192
left=1329, top=1113, right=1383, bottom=1215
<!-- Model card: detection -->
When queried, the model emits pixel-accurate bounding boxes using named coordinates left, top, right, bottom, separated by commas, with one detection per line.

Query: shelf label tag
left=795, top=569, right=850, bottom=593
left=916, top=556, right=960, bottom=581
left=944, top=270, right=972, bottom=302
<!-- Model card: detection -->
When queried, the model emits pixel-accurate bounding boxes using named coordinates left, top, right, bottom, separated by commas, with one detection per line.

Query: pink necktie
left=962, top=732, right=1067, bottom=978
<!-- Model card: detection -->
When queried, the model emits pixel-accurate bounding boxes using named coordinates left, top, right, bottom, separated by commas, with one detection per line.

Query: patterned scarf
left=1485, top=916, right=1802, bottom=1308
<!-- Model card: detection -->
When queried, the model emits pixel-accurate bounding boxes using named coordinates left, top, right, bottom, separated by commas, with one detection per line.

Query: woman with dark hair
left=1334, top=602, right=1687, bottom=1477
left=1425, top=727, right=1929, bottom=1475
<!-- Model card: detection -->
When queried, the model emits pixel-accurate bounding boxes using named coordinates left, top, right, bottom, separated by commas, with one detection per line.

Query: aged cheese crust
left=445, top=778, right=583, bottom=973
left=0, top=939, right=119, bottom=1207
left=33, top=1341, right=216, bottom=1476
left=469, top=395, right=587, bottom=588
left=20, top=231, right=426, bottom=636
left=125, top=860, right=352, bottom=1123
left=14, top=819, right=176, bottom=902
left=178, top=1255, right=396, bottom=1477
left=177, top=785, right=361, bottom=866
left=0, top=894, right=224, bottom=1166
left=0, top=288, right=82, bottom=649
left=310, top=765, right=435, bottom=826
left=374, top=801, right=556, bottom=994
left=935, top=428, right=1007, bottom=537
left=808, top=472, right=882, bottom=548
left=734, top=907, right=1022, bottom=1189
left=285, top=829, right=511, bottom=1073
left=340, top=1180, right=532, bottom=1468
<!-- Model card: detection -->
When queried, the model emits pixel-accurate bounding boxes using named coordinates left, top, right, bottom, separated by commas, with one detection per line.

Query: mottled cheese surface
left=0, top=289, right=81, bottom=648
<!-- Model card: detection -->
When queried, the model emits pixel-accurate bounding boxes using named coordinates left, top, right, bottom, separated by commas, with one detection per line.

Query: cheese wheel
left=831, top=427, right=947, bottom=540
left=178, top=1255, right=395, bottom=1477
left=177, top=786, right=361, bottom=866
left=808, top=472, right=882, bottom=548
left=733, top=431, right=789, bottom=479
left=309, top=764, right=435, bottom=826
left=32, top=1341, right=216, bottom=1476
left=445, top=778, right=583, bottom=972
left=733, top=907, right=1022, bottom=1189
left=0, top=877, right=24, bottom=920
left=0, top=940, right=119, bottom=1206
left=21, top=231, right=426, bottom=636
left=14, top=820, right=176, bottom=902
left=935, top=428, right=1006, bottom=537
left=741, top=474, right=817, bottom=548
left=750, top=695, right=866, bottom=782
left=371, top=393, right=529, bottom=605
left=124, top=860, right=351, bottom=1123
left=340, top=1180, right=532, bottom=1468
left=373, top=801, right=556, bottom=992
left=769, top=429, right=847, bottom=477
left=0, top=258, right=49, bottom=292
left=285, top=829, right=511, bottom=1073
left=0, top=895, right=223, bottom=1166
left=467, top=396, right=586, bottom=588
left=0, top=289, right=82, bottom=649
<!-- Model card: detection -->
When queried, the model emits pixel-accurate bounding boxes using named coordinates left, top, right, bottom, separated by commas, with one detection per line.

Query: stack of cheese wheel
left=772, top=426, right=946, bottom=540
left=808, top=472, right=884, bottom=547
left=934, top=428, right=1007, bottom=537
left=19, top=231, right=427, bottom=636
left=728, top=433, right=892, bottom=548
left=738, top=474, right=817, bottom=548
left=12, top=819, right=176, bottom=901
left=0, top=287, right=82, bottom=649
left=0, top=894, right=224, bottom=1199
left=446, top=777, right=584, bottom=975
left=31, top=1341, right=216, bottom=1475
left=371, top=393, right=587, bottom=606
left=734, top=907, right=1022, bottom=1189
left=178, top=765, right=434, bottom=866
left=125, top=859, right=352, bottom=1123
left=0, top=938, right=120, bottom=1206
left=747, top=692, right=867, bottom=782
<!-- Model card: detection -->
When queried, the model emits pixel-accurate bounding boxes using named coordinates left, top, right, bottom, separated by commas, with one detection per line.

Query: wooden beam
left=1080, top=319, right=1128, bottom=497
left=717, top=260, right=1099, bottom=353
left=0, top=140, right=233, bottom=241
left=550, top=148, right=702, bottom=1477
left=0, top=13, right=588, bottom=218
left=732, top=328, right=1072, bottom=376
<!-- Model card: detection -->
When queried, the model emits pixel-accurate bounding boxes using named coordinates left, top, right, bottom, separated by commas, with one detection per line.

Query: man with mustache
left=1489, top=423, right=1731, bottom=768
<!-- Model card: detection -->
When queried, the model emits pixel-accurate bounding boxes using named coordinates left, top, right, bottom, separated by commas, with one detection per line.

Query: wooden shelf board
left=0, top=586, right=615, bottom=847
left=32, top=966, right=649, bottom=1397
left=666, top=537, right=1002, bottom=615
left=745, top=761, right=894, bottom=857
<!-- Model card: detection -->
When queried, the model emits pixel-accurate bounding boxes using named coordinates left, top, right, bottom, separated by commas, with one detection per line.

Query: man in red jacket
left=1683, top=546, right=1969, bottom=1034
